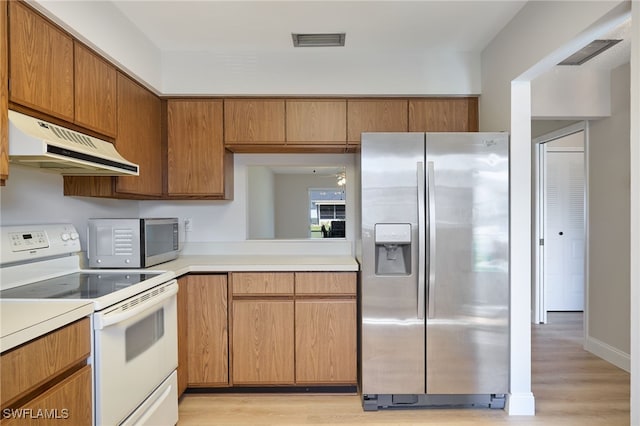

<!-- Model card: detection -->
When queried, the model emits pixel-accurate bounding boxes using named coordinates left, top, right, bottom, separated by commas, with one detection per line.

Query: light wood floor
left=178, top=312, right=630, bottom=425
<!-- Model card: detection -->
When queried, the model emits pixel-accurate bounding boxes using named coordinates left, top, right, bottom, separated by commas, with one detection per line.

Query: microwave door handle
left=94, top=283, right=178, bottom=329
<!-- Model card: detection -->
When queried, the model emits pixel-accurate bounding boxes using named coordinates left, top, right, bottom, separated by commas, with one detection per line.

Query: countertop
left=1, top=254, right=359, bottom=352
left=159, top=254, right=360, bottom=276
left=0, top=300, right=94, bottom=352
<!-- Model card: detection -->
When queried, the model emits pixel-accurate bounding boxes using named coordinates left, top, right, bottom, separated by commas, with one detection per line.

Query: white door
left=544, top=150, right=585, bottom=311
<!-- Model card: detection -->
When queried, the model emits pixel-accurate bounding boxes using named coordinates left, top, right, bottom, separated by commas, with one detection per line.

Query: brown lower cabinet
left=230, top=271, right=357, bottom=387
left=177, top=274, right=229, bottom=396
left=178, top=271, right=357, bottom=394
left=232, top=299, right=295, bottom=385
left=295, top=299, right=357, bottom=384
left=0, top=318, right=92, bottom=425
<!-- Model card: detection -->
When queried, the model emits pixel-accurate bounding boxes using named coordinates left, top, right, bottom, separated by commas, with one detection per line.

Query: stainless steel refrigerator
left=360, top=132, right=509, bottom=410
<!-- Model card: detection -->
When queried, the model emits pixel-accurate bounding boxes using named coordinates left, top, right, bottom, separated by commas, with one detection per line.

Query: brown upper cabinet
left=346, top=99, right=408, bottom=146
left=9, top=1, right=74, bottom=121
left=286, top=99, right=346, bottom=146
left=74, top=43, right=117, bottom=137
left=224, top=99, right=285, bottom=145
left=409, top=98, right=479, bottom=132
left=63, top=74, right=162, bottom=199
left=167, top=99, right=233, bottom=199
left=9, top=2, right=118, bottom=138
left=1, top=0, right=8, bottom=186
left=114, top=73, right=162, bottom=197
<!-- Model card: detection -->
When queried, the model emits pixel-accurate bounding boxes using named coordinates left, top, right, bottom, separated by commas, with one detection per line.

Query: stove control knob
left=70, top=232, right=79, bottom=240
left=61, top=233, right=70, bottom=241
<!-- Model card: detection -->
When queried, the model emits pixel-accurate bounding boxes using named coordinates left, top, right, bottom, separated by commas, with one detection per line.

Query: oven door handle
left=94, top=282, right=178, bottom=330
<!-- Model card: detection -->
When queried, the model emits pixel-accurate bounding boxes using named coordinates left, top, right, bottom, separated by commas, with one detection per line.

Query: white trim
left=584, top=336, right=631, bottom=373
left=630, top=3, right=639, bottom=424
left=583, top=122, right=591, bottom=350
left=532, top=122, right=586, bottom=145
left=532, top=123, right=586, bottom=325
left=506, top=392, right=536, bottom=416
left=509, top=80, right=535, bottom=415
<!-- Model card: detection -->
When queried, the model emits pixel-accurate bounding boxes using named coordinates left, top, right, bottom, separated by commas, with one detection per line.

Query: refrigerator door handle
left=417, top=161, right=426, bottom=320
left=427, top=161, right=436, bottom=319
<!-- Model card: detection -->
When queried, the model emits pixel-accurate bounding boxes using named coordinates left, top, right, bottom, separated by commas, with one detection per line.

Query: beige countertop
left=0, top=300, right=94, bottom=352
left=159, top=254, right=359, bottom=276
left=1, top=254, right=359, bottom=352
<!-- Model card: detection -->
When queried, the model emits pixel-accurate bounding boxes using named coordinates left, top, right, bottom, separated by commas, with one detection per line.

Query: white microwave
left=87, top=218, right=179, bottom=268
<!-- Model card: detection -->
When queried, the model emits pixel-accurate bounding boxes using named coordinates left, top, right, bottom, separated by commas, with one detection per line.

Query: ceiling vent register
left=558, top=39, right=622, bottom=66
left=292, top=33, right=346, bottom=47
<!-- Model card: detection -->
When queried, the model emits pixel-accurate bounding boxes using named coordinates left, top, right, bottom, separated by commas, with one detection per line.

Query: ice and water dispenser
left=374, top=223, right=412, bottom=275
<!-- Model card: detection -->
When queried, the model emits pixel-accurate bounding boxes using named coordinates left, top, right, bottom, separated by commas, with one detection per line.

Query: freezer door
left=425, top=132, right=509, bottom=395
left=360, top=132, right=426, bottom=395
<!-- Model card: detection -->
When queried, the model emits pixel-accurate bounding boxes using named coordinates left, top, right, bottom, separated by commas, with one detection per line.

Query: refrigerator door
left=361, top=132, right=426, bottom=395
left=425, top=132, right=509, bottom=395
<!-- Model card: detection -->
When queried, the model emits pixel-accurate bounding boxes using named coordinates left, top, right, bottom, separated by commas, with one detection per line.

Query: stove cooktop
left=0, top=271, right=164, bottom=300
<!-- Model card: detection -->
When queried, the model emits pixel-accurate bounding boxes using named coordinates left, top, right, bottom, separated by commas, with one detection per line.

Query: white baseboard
left=584, top=335, right=631, bottom=372
left=506, top=392, right=536, bottom=415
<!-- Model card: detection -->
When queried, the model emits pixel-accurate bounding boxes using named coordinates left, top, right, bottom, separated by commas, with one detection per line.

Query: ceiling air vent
left=558, top=39, right=622, bottom=66
left=292, top=33, right=346, bottom=47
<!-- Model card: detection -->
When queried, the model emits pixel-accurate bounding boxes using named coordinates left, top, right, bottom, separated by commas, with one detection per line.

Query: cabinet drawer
left=1, top=318, right=90, bottom=407
left=231, top=272, right=294, bottom=295
left=295, top=272, right=356, bottom=296
left=3, top=365, right=92, bottom=426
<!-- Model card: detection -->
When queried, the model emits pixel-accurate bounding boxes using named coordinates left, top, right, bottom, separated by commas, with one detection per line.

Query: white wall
left=31, top=0, right=162, bottom=91
left=274, top=173, right=339, bottom=239
left=162, top=49, right=480, bottom=95
left=586, top=63, right=630, bottom=370
left=0, top=165, right=139, bottom=250
left=480, top=0, right=630, bottom=416
left=247, top=166, right=275, bottom=239
left=532, top=67, right=611, bottom=119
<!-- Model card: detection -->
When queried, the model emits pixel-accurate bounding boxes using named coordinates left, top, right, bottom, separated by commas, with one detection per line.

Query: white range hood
left=8, top=110, right=139, bottom=176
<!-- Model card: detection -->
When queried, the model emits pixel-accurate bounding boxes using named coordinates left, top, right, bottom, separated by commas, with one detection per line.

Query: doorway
left=534, top=123, right=586, bottom=324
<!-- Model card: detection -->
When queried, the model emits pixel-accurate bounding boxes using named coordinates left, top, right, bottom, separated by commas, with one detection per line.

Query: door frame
left=533, top=121, right=587, bottom=325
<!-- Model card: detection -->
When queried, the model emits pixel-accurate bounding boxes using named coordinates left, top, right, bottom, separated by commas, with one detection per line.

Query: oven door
left=93, top=280, right=178, bottom=426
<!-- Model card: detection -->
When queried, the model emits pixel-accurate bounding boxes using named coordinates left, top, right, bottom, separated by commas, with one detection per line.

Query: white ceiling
left=111, top=1, right=528, bottom=53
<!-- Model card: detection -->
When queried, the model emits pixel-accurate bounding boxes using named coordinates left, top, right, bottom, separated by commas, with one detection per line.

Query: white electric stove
left=0, top=223, right=179, bottom=426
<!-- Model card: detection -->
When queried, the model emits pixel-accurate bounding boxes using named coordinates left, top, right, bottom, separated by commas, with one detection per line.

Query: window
left=309, top=188, right=345, bottom=238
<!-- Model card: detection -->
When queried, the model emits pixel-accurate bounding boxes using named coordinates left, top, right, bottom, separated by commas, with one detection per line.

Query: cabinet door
left=295, top=299, right=357, bottom=384
left=9, top=2, right=74, bottom=121
left=286, top=99, right=346, bottom=145
left=1, top=0, right=8, bottom=185
left=74, top=42, right=117, bottom=137
left=347, top=99, right=408, bottom=144
left=232, top=300, right=294, bottom=384
left=115, top=73, right=163, bottom=196
left=224, top=99, right=285, bottom=144
left=3, top=366, right=92, bottom=426
left=1, top=318, right=90, bottom=407
left=409, top=98, right=479, bottom=132
left=187, top=275, right=229, bottom=387
left=168, top=99, right=230, bottom=197
left=177, top=277, right=189, bottom=396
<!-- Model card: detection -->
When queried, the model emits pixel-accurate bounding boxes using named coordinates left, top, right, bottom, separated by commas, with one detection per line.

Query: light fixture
left=336, top=171, right=346, bottom=186
left=292, top=33, right=346, bottom=48
left=558, top=39, right=622, bottom=66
